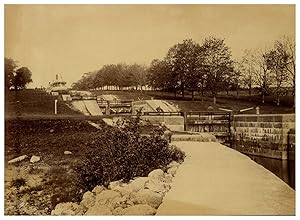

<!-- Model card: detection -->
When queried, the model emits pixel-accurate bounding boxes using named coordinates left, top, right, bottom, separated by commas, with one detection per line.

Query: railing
left=70, top=95, right=97, bottom=100
left=143, top=111, right=183, bottom=116
left=183, top=111, right=232, bottom=145
left=97, top=100, right=133, bottom=106
left=95, top=99, right=134, bottom=115
left=5, top=114, right=132, bottom=120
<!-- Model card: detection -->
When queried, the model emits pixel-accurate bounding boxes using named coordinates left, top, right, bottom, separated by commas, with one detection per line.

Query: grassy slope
left=91, top=89, right=153, bottom=100
left=4, top=90, right=98, bottom=214
left=4, top=119, right=103, bottom=214
left=91, top=90, right=295, bottom=114
left=5, top=89, right=81, bottom=117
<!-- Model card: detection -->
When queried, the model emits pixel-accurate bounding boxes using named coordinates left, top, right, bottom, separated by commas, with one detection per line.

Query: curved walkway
left=156, top=141, right=295, bottom=215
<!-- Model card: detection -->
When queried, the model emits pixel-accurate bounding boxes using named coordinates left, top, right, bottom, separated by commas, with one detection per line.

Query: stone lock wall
left=141, top=116, right=184, bottom=132
left=232, top=114, right=295, bottom=160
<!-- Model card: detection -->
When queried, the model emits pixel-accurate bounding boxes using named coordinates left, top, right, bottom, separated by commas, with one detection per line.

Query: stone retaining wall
left=51, top=161, right=181, bottom=216
left=232, top=114, right=295, bottom=160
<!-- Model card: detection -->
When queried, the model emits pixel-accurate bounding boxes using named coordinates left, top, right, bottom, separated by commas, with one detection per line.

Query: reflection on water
left=247, top=155, right=295, bottom=189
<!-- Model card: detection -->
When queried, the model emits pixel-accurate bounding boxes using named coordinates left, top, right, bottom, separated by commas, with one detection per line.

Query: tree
left=147, top=59, right=177, bottom=94
left=274, top=36, right=295, bottom=100
left=73, top=72, right=96, bottom=90
left=14, top=67, right=33, bottom=89
left=127, top=64, right=148, bottom=91
left=232, top=61, right=244, bottom=98
left=186, top=46, right=207, bottom=101
left=165, top=39, right=202, bottom=98
left=253, top=49, right=273, bottom=104
left=240, top=49, right=257, bottom=96
left=5, top=57, right=17, bottom=90
left=264, top=43, right=290, bottom=106
left=202, top=37, right=234, bottom=104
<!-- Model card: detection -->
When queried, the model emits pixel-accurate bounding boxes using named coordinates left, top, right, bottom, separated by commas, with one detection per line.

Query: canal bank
left=156, top=141, right=295, bottom=215
left=247, top=154, right=295, bottom=189
left=232, top=114, right=295, bottom=160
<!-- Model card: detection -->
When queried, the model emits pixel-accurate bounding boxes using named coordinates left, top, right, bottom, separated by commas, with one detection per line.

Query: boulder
left=123, top=204, right=156, bottom=215
left=130, top=189, right=163, bottom=209
left=51, top=202, right=83, bottom=216
left=85, top=204, right=112, bottom=215
left=8, top=155, right=28, bottom=164
left=127, top=177, right=148, bottom=192
left=64, top=151, right=72, bottom=155
left=80, top=191, right=95, bottom=209
left=30, top=156, right=40, bottom=163
left=163, top=173, right=173, bottom=183
left=167, top=161, right=180, bottom=169
left=109, top=196, right=128, bottom=209
left=113, top=207, right=124, bottom=215
left=148, top=169, right=164, bottom=181
left=112, top=185, right=132, bottom=197
left=95, top=190, right=121, bottom=205
left=102, top=118, right=114, bottom=126
left=108, top=180, right=122, bottom=190
left=145, top=179, right=170, bottom=195
left=92, top=185, right=105, bottom=195
left=167, top=166, right=178, bottom=176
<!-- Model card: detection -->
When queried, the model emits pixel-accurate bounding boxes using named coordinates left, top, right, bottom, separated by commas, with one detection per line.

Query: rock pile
left=51, top=161, right=181, bottom=216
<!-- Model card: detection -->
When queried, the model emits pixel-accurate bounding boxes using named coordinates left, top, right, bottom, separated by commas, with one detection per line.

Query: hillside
left=5, top=89, right=80, bottom=117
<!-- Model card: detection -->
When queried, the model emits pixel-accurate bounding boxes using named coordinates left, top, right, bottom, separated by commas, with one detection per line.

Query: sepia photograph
left=3, top=1, right=296, bottom=216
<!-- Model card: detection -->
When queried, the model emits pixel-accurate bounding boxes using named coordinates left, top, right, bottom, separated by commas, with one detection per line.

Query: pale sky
left=5, top=4, right=295, bottom=88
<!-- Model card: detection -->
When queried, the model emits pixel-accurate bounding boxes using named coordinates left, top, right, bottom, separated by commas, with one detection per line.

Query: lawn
left=91, top=89, right=153, bottom=101
left=5, top=89, right=81, bottom=117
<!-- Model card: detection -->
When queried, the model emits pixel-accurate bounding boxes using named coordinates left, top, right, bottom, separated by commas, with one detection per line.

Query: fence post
left=228, top=113, right=232, bottom=148
left=106, top=101, right=110, bottom=115
left=54, top=99, right=58, bottom=115
left=209, top=112, right=212, bottom=132
left=256, top=106, right=260, bottom=115
left=183, top=111, right=187, bottom=131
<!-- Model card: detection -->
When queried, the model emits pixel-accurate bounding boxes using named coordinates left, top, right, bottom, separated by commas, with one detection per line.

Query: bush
left=74, top=112, right=185, bottom=191
left=10, top=178, right=26, bottom=188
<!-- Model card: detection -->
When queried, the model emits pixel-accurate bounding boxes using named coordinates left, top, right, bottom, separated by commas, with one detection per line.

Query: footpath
left=156, top=141, right=295, bottom=215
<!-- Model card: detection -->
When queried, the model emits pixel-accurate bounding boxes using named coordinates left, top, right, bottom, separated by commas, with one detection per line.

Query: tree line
left=5, top=58, right=33, bottom=90
left=72, top=63, right=148, bottom=91
left=73, top=36, right=295, bottom=106
left=238, top=36, right=295, bottom=106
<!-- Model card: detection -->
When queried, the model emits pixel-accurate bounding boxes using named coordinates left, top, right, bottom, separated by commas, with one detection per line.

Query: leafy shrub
left=10, top=178, right=26, bottom=188
left=74, top=111, right=185, bottom=191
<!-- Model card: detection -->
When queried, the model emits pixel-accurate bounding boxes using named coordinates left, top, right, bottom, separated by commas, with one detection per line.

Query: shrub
left=10, top=178, right=26, bottom=188
left=74, top=111, right=185, bottom=191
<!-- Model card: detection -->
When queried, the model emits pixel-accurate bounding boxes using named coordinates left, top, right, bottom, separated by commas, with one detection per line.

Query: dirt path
left=156, top=141, right=295, bottom=215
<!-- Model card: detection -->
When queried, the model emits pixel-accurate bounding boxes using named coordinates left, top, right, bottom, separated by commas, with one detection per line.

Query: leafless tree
left=240, top=49, right=256, bottom=96
left=265, top=41, right=290, bottom=106
left=253, top=49, right=273, bottom=104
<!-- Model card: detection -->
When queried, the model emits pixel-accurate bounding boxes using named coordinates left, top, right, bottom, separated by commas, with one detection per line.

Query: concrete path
left=156, top=141, right=295, bottom=216
left=70, top=100, right=90, bottom=115
left=84, top=100, right=103, bottom=116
